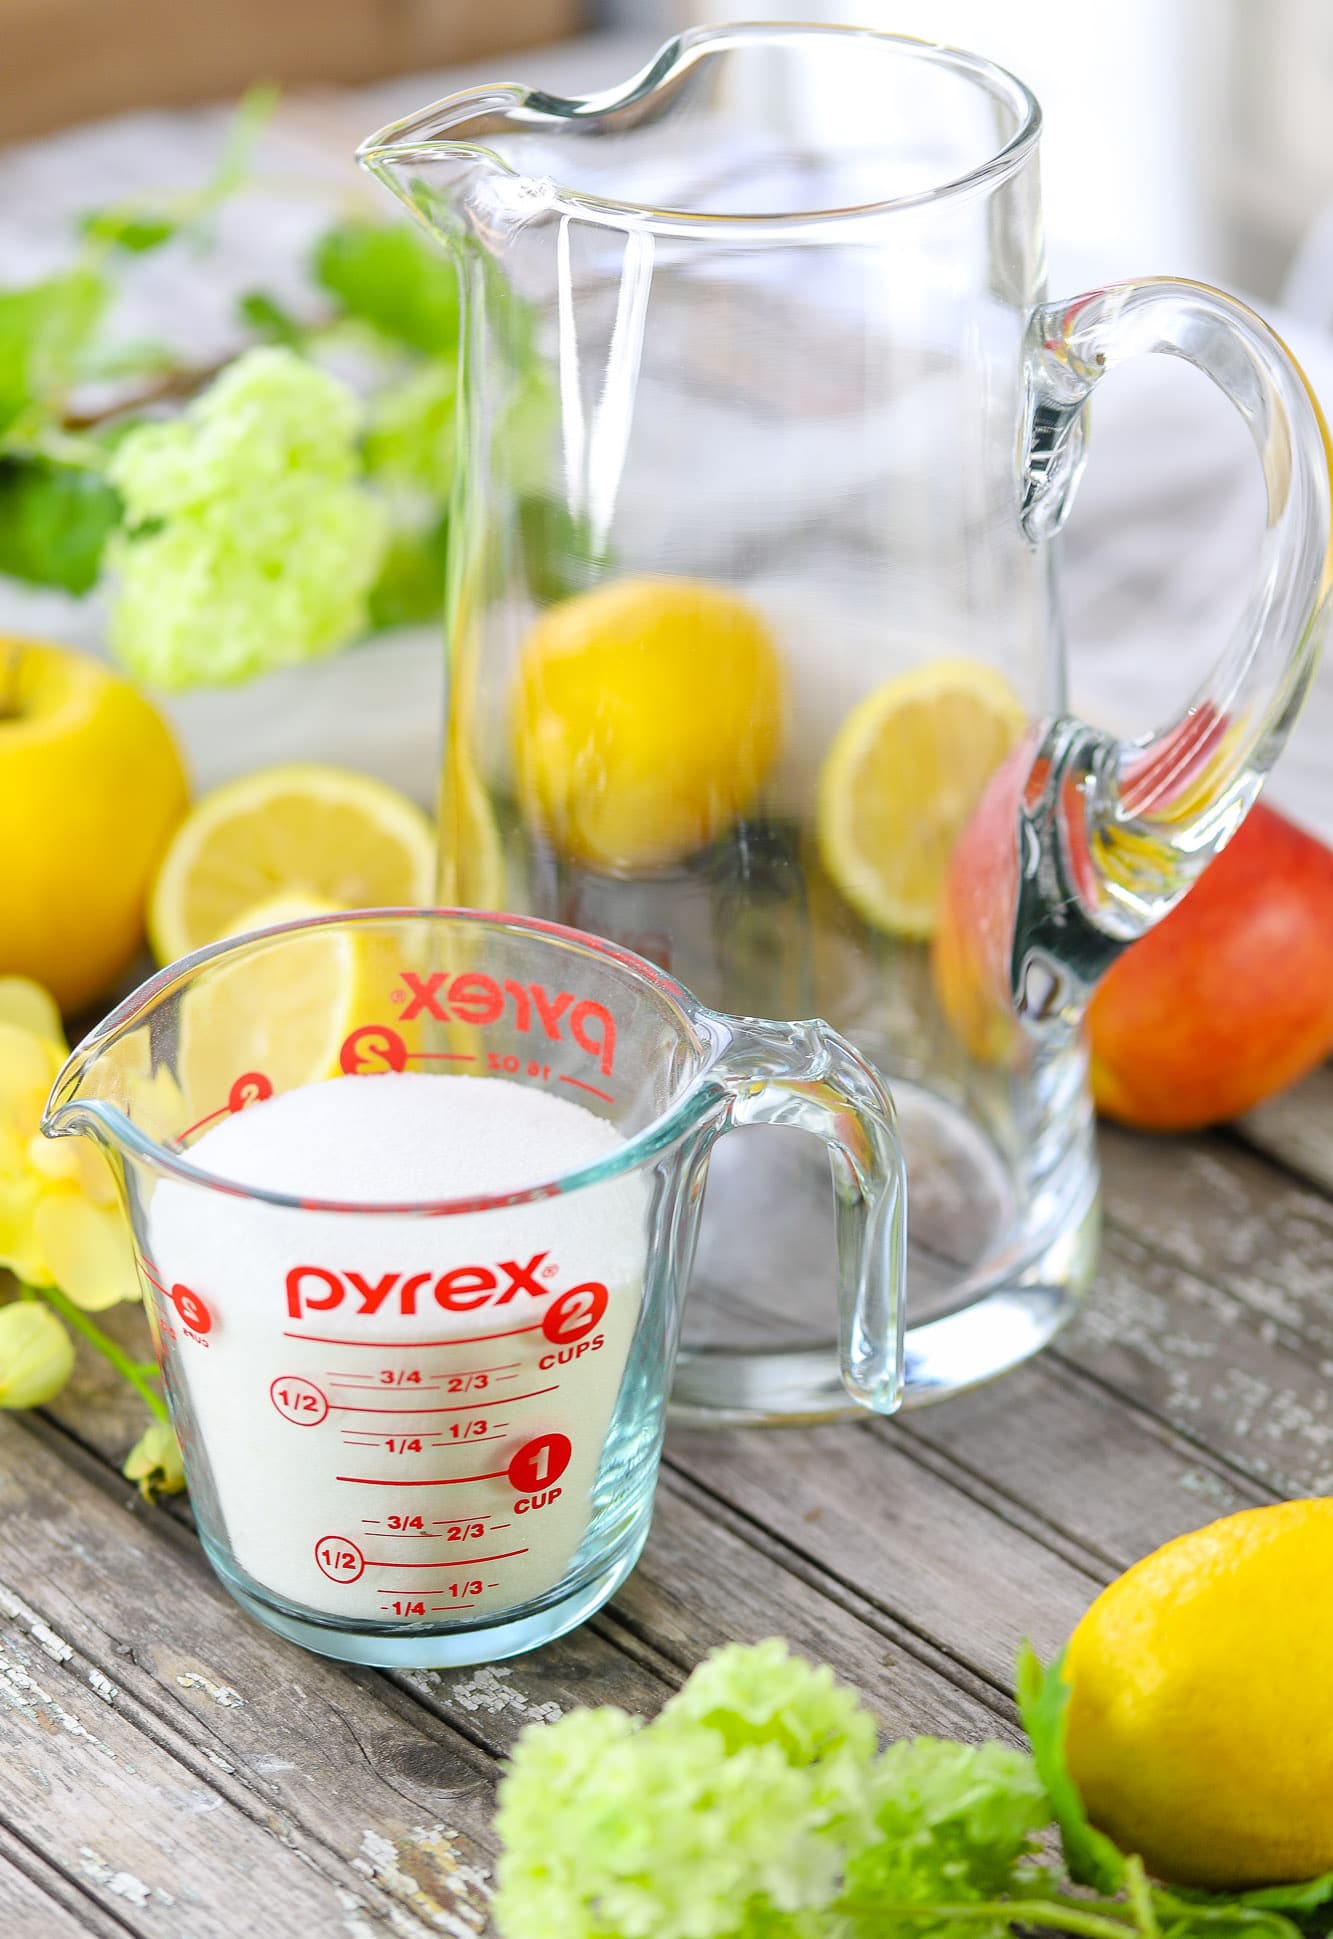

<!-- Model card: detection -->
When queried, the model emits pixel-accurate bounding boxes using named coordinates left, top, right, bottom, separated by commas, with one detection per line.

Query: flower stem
left=33, top=1283, right=169, bottom=1424
left=833, top=1900, right=1143, bottom=1939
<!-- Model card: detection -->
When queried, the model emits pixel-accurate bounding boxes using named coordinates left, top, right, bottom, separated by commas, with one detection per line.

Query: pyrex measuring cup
left=42, top=910, right=906, bottom=1667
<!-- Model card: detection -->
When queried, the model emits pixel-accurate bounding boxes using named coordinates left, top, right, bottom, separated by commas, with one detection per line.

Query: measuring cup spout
left=42, top=1041, right=124, bottom=1150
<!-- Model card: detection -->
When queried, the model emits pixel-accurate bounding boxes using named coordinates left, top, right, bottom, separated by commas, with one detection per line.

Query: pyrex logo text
left=287, top=1252, right=554, bottom=1320
left=396, top=972, right=616, bottom=1076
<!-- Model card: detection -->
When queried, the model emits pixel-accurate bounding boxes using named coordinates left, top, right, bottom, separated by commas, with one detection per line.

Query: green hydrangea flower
left=493, top=1682, right=861, bottom=1939
left=107, top=347, right=389, bottom=689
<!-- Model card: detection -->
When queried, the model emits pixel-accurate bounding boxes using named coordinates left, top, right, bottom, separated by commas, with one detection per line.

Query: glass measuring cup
left=42, top=909, right=906, bottom=1668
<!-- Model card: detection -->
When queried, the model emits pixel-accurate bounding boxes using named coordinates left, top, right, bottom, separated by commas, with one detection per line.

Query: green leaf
left=238, top=289, right=306, bottom=346
left=367, top=515, right=449, bottom=630
left=1234, top=1876, right=1333, bottom=1915
left=0, top=267, right=109, bottom=436
left=313, top=221, right=460, bottom=353
left=209, top=84, right=279, bottom=202
left=0, top=458, right=122, bottom=593
left=80, top=208, right=179, bottom=252
left=1015, top=1644, right=1127, bottom=1894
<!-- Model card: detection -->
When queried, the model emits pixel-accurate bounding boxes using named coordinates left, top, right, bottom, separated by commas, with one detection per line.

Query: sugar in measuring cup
left=43, top=910, right=907, bottom=1667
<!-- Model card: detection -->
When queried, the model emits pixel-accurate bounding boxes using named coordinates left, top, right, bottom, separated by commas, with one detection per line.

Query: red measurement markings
left=558, top=1074, right=615, bottom=1103
left=336, top=1468, right=509, bottom=1486
left=508, top=1432, right=572, bottom=1493
left=271, top=1376, right=329, bottom=1425
left=179, top=1104, right=231, bottom=1141
left=314, top=1537, right=365, bottom=1583
left=330, top=1388, right=555, bottom=1415
left=366, top=1549, right=527, bottom=1569
left=284, top=1322, right=544, bottom=1348
left=135, top=1255, right=167, bottom=1296
left=405, top=1051, right=477, bottom=1063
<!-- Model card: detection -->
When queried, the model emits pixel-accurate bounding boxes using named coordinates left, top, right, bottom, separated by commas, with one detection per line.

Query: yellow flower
left=0, top=975, right=138, bottom=1311
left=0, top=1301, right=75, bottom=1407
left=123, top=1418, right=186, bottom=1501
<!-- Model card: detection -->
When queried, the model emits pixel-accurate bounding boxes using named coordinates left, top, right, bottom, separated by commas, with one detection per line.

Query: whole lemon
left=512, top=577, right=783, bottom=873
left=1065, top=1501, right=1333, bottom=1887
left=0, top=639, right=189, bottom=1010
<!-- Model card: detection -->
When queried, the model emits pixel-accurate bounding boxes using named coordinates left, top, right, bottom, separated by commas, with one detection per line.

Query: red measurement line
left=180, top=1104, right=230, bottom=1140
left=332, top=1386, right=556, bottom=1416
left=406, top=1051, right=477, bottom=1062
left=369, top=1549, right=526, bottom=1568
left=558, top=1073, right=615, bottom=1103
left=135, top=1257, right=167, bottom=1295
left=286, top=1322, right=542, bottom=1348
left=336, top=1470, right=507, bottom=1486
left=327, top=1378, right=444, bottom=1389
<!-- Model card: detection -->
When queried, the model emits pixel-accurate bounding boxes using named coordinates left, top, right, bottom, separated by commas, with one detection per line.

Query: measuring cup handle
left=701, top=1016, right=907, bottom=1415
left=1013, top=278, right=1333, bottom=1017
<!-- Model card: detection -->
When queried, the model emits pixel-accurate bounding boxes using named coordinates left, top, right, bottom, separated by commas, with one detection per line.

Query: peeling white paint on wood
left=445, top=1665, right=562, bottom=1725
left=87, top=1668, right=120, bottom=1704
left=352, top=1824, right=490, bottom=1937
left=78, top=1848, right=174, bottom=1909
left=175, top=1671, right=244, bottom=1707
left=0, top=1645, right=119, bottom=1760
left=0, top=1585, right=74, bottom=1663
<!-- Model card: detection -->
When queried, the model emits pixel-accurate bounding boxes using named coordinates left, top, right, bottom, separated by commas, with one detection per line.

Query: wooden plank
left=1055, top=1225, right=1333, bottom=1498
left=663, top=1420, right=1102, bottom=1694
left=1099, top=1122, right=1333, bottom=1346
left=0, top=1414, right=500, bottom=1938
left=894, top=1354, right=1266, bottom=1575
left=1235, top=1063, right=1333, bottom=1194
left=0, top=1824, right=129, bottom=1938
left=0, top=1615, right=375, bottom=1938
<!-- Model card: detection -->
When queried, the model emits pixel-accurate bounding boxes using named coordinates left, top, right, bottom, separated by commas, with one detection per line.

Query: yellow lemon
left=816, top=660, right=1026, bottom=939
left=1065, top=1501, right=1333, bottom=1887
left=148, top=762, right=435, bottom=965
left=176, top=892, right=360, bottom=1121
left=512, top=577, right=784, bottom=873
left=0, top=639, right=189, bottom=1009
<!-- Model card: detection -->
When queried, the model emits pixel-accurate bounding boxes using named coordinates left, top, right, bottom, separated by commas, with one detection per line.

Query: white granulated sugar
left=147, top=1075, right=648, bottom=1625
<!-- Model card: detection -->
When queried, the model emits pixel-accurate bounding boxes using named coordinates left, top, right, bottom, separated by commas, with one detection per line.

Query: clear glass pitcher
left=358, top=26, right=1333, bottom=1419
left=42, top=910, right=906, bottom=1666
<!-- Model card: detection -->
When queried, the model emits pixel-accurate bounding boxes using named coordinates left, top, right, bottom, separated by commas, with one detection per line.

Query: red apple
left=1088, top=802, right=1333, bottom=1131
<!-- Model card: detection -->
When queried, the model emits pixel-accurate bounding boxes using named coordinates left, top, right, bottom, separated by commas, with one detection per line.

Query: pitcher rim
left=42, top=907, right=733, bottom=1219
left=356, top=22, right=1043, bottom=232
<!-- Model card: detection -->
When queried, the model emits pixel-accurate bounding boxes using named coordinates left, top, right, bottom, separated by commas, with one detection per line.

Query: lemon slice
left=816, top=660, right=1027, bottom=939
left=177, top=892, right=358, bottom=1124
left=149, top=763, right=435, bottom=966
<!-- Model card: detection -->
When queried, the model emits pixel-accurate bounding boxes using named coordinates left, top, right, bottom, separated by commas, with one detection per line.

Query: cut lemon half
left=177, top=892, right=358, bottom=1122
left=149, top=763, right=435, bottom=967
left=816, top=660, right=1027, bottom=939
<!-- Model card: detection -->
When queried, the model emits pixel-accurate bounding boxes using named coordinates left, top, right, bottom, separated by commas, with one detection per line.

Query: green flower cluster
left=493, top=1640, right=1049, bottom=1939
left=108, top=348, right=389, bottom=689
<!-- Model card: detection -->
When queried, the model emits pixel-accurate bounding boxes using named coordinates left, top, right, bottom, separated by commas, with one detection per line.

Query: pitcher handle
left=1013, top=278, right=1333, bottom=1022
left=679, top=1016, right=907, bottom=1420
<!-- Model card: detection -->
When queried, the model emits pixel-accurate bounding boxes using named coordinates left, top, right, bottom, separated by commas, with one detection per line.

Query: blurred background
left=4, top=0, right=1333, bottom=305
left=2, top=0, right=1332, bottom=837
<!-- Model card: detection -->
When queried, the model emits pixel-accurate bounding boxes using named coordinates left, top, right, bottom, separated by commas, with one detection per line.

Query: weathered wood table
left=2, top=1066, right=1329, bottom=1936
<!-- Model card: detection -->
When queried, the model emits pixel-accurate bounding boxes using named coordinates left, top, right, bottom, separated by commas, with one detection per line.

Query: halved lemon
left=148, top=763, right=435, bottom=966
left=816, top=660, right=1027, bottom=939
left=177, top=892, right=359, bottom=1119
